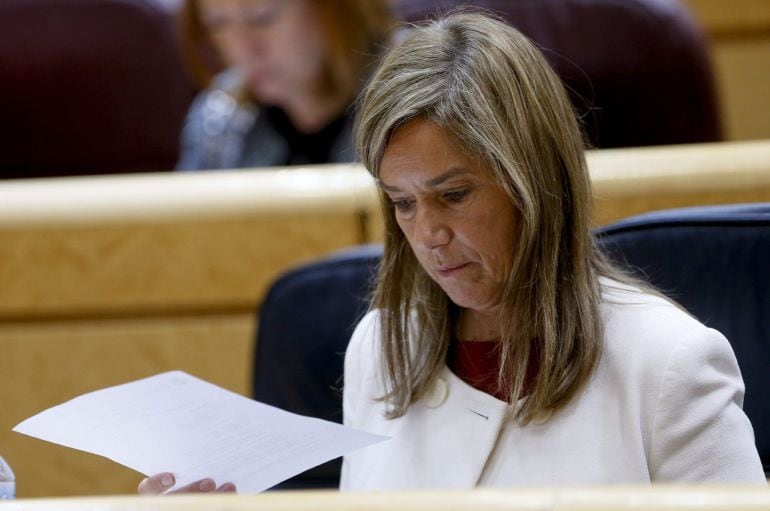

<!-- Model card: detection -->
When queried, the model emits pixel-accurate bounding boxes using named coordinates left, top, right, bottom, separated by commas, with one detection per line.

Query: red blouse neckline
left=447, top=339, right=539, bottom=402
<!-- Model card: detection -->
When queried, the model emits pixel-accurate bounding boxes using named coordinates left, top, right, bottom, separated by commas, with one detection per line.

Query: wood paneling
left=682, top=0, right=770, bottom=140
left=0, top=314, right=254, bottom=497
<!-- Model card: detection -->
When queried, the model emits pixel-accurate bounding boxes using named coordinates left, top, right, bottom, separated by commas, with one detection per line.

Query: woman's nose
left=219, top=24, right=265, bottom=64
left=415, top=206, right=450, bottom=249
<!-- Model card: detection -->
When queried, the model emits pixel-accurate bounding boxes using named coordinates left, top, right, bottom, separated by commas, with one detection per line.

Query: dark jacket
left=176, top=70, right=355, bottom=171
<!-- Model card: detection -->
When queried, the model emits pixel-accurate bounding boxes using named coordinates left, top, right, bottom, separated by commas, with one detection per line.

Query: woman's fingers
left=138, top=473, right=176, bottom=494
left=138, top=474, right=234, bottom=495
left=215, top=482, right=237, bottom=492
left=166, top=478, right=217, bottom=493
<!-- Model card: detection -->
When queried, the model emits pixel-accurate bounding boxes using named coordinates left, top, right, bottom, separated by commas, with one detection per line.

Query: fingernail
left=199, top=479, right=216, bottom=491
left=161, top=474, right=174, bottom=487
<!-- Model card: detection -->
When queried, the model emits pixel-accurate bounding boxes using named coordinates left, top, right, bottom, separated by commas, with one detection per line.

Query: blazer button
left=425, top=377, right=448, bottom=408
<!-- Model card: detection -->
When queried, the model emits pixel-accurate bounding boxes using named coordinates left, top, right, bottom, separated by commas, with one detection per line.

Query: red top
left=448, top=340, right=539, bottom=402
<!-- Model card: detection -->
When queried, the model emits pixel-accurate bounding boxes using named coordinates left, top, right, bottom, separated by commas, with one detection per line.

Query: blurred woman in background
left=176, top=0, right=393, bottom=170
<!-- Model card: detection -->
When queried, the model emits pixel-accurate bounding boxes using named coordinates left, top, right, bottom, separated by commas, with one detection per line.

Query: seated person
left=140, top=12, right=765, bottom=493
left=176, top=0, right=393, bottom=170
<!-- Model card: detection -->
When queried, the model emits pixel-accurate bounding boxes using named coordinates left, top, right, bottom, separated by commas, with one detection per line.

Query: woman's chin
left=444, top=293, right=496, bottom=313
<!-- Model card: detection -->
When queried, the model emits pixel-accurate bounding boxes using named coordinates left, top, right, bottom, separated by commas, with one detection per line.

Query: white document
left=13, top=371, right=387, bottom=493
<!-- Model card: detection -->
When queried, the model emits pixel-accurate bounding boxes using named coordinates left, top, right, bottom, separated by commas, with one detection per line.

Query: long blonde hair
left=356, top=12, right=616, bottom=424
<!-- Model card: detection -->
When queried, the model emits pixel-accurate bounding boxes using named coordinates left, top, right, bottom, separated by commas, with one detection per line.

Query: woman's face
left=198, top=0, right=327, bottom=105
left=379, top=118, right=518, bottom=315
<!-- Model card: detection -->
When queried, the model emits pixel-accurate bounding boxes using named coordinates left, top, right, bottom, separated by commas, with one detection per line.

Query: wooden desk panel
left=2, top=142, right=768, bottom=320
left=587, top=140, right=770, bottom=225
left=0, top=166, right=376, bottom=320
left=0, top=214, right=362, bottom=319
left=0, top=314, right=254, bottom=498
left=4, top=487, right=770, bottom=511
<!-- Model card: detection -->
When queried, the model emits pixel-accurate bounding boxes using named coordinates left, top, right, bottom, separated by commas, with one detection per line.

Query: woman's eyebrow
left=379, top=167, right=471, bottom=192
left=425, top=167, right=470, bottom=187
left=378, top=180, right=400, bottom=193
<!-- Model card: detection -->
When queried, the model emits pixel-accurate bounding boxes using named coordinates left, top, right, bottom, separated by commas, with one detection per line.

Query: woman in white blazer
left=138, top=12, right=764, bottom=496
left=342, top=11, right=765, bottom=489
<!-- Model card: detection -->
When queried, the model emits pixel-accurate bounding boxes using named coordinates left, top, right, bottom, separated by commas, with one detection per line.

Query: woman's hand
left=138, top=472, right=236, bottom=495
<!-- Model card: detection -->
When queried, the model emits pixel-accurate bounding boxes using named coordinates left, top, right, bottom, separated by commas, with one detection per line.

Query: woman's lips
left=436, top=262, right=470, bottom=277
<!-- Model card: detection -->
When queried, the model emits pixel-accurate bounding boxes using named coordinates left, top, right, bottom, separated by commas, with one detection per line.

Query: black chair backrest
left=390, top=0, right=720, bottom=148
left=596, top=203, right=770, bottom=476
left=253, top=245, right=382, bottom=489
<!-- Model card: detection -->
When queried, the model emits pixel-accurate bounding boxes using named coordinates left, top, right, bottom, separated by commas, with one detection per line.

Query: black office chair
left=254, top=204, right=770, bottom=488
left=596, top=203, right=770, bottom=477
left=253, top=244, right=382, bottom=489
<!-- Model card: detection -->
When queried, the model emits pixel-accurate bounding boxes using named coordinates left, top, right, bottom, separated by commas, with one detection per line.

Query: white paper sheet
left=13, top=371, right=387, bottom=493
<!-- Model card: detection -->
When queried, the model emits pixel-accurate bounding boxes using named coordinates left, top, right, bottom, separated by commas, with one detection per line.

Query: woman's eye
left=443, top=189, right=469, bottom=203
left=392, top=199, right=414, bottom=212
left=203, top=4, right=282, bottom=33
left=202, top=15, right=229, bottom=32
left=244, top=9, right=280, bottom=28
left=243, top=3, right=283, bottom=28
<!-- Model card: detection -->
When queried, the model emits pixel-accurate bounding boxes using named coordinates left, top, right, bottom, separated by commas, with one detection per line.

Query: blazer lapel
left=371, top=367, right=509, bottom=489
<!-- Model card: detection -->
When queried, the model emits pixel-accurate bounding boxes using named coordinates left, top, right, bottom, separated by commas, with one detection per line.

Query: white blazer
left=341, top=280, right=765, bottom=490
